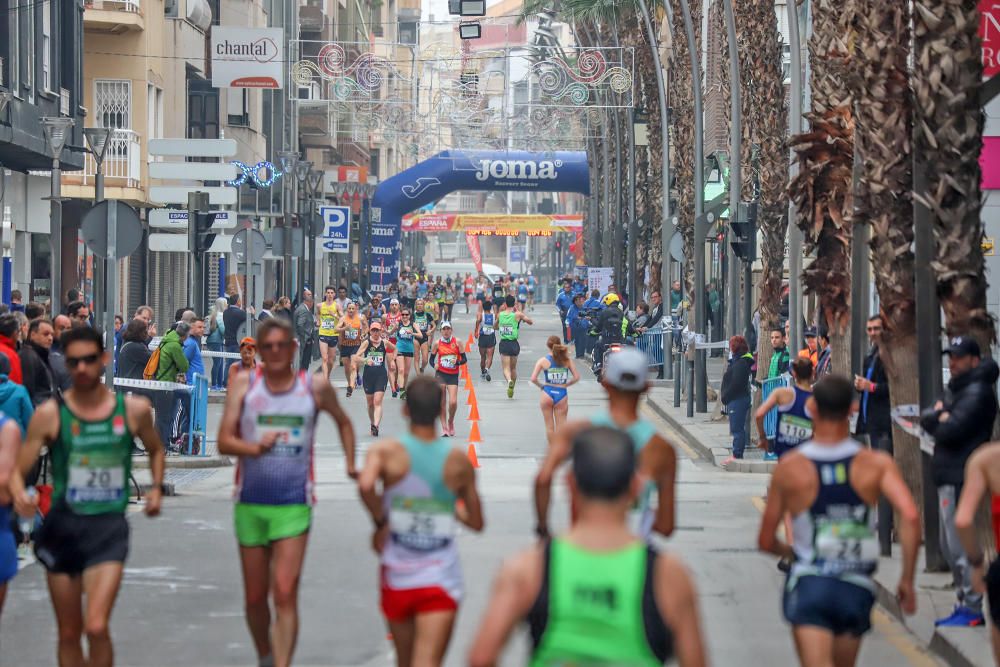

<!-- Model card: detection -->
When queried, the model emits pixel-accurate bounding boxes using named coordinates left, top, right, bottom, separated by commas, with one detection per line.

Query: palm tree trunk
left=789, top=0, right=855, bottom=374
left=852, top=0, right=924, bottom=502
left=912, top=0, right=996, bottom=348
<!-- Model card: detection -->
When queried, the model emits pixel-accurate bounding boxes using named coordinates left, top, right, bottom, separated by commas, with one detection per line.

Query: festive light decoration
left=227, top=161, right=282, bottom=188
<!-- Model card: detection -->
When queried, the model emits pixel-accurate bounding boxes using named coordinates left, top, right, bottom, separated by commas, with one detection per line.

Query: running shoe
left=371, top=424, right=379, bottom=437
left=777, top=558, right=791, bottom=573
left=935, top=605, right=986, bottom=627
left=507, top=381, right=514, bottom=398
left=764, top=452, right=779, bottom=462
left=392, top=389, right=398, bottom=398
left=400, top=389, right=407, bottom=400
left=356, top=375, right=362, bottom=388
left=346, top=387, right=353, bottom=398
left=485, top=371, right=491, bottom=382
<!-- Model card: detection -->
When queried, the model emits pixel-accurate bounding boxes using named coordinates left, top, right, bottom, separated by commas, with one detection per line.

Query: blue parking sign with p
left=320, top=206, right=351, bottom=253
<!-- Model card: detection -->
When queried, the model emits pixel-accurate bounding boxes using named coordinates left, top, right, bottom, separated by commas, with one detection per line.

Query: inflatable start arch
left=368, top=150, right=590, bottom=290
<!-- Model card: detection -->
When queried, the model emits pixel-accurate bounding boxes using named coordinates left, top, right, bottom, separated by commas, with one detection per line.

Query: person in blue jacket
left=572, top=276, right=588, bottom=297
left=582, top=290, right=603, bottom=354
left=0, top=354, right=33, bottom=435
left=555, top=283, right=575, bottom=343
left=565, top=293, right=590, bottom=359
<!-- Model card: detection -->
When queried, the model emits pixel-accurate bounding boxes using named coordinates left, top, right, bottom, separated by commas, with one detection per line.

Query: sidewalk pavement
left=646, top=386, right=993, bottom=667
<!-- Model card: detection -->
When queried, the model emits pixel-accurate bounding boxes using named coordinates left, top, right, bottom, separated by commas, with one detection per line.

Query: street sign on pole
left=150, top=186, right=237, bottom=206
left=232, top=228, right=267, bottom=264
left=80, top=201, right=143, bottom=259
left=147, top=138, right=238, bottom=157
left=148, top=162, right=240, bottom=181
left=319, top=206, right=351, bottom=253
left=148, top=233, right=232, bottom=253
left=149, top=209, right=237, bottom=229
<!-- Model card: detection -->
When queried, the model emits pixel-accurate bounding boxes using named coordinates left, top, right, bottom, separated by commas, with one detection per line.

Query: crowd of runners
left=2, top=285, right=998, bottom=667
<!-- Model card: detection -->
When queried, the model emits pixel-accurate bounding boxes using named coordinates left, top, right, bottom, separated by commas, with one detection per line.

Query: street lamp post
left=83, top=128, right=112, bottom=370
left=295, top=160, right=313, bottom=298
left=40, top=117, right=75, bottom=317
left=278, top=151, right=299, bottom=297
left=723, top=0, right=742, bottom=340
left=307, top=169, right=324, bottom=297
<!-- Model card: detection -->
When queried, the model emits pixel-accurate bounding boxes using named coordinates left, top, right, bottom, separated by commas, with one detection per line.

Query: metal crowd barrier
left=760, top=375, right=790, bottom=439
left=636, top=329, right=665, bottom=367
left=113, top=373, right=211, bottom=456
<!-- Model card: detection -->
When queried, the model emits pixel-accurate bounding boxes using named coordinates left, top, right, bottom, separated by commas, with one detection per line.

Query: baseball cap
left=803, top=327, right=817, bottom=338
left=390, top=298, right=399, bottom=304
left=603, top=348, right=649, bottom=392
left=944, top=336, right=981, bottom=358
left=239, top=336, right=256, bottom=349
left=440, top=321, right=452, bottom=329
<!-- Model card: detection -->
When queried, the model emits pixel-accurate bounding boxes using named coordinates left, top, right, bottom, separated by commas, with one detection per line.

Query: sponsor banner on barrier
left=402, top=213, right=583, bottom=233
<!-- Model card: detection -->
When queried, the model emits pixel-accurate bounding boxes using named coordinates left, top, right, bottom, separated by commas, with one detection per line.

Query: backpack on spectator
left=143, top=344, right=161, bottom=380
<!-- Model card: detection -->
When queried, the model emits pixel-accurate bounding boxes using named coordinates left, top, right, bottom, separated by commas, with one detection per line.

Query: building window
left=147, top=83, right=164, bottom=153
left=226, top=88, right=249, bottom=126
left=94, top=79, right=132, bottom=129
left=7, top=2, right=20, bottom=94
left=24, top=2, right=34, bottom=94
left=187, top=74, right=219, bottom=140
left=41, top=1, right=51, bottom=92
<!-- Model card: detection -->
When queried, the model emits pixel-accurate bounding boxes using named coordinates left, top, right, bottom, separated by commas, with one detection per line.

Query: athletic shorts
left=398, top=350, right=414, bottom=358
left=341, top=346, right=360, bottom=364
left=34, top=502, right=130, bottom=575
left=987, top=559, right=1000, bottom=625
left=381, top=569, right=459, bottom=622
left=363, top=368, right=389, bottom=395
left=478, top=334, right=496, bottom=349
left=499, top=339, right=521, bottom=357
left=436, top=371, right=460, bottom=386
left=319, top=335, right=338, bottom=347
left=234, top=503, right=311, bottom=548
left=542, top=385, right=568, bottom=405
left=0, top=507, right=16, bottom=585
left=783, top=575, right=875, bottom=636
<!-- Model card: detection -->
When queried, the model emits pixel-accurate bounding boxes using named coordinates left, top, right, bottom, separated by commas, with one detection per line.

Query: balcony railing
left=86, top=0, right=141, bottom=12
left=82, top=129, right=142, bottom=189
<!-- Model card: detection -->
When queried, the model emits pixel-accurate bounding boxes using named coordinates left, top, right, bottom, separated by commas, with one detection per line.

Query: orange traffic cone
left=469, top=421, right=482, bottom=442
left=467, top=443, right=480, bottom=468
left=468, top=400, right=481, bottom=421
left=467, top=332, right=474, bottom=347
left=464, top=371, right=473, bottom=390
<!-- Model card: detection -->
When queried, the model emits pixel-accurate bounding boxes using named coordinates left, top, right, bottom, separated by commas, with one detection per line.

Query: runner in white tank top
left=219, top=319, right=357, bottom=667
left=359, top=375, right=484, bottom=666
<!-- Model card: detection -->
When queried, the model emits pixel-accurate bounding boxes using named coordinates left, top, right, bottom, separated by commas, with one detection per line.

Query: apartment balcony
left=62, top=129, right=146, bottom=206
left=299, top=1, right=327, bottom=34
left=84, top=0, right=144, bottom=33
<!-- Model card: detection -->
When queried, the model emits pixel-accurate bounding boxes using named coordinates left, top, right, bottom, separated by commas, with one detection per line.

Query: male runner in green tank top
left=534, top=349, right=676, bottom=540
left=497, top=295, right=533, bottom=398
left=470, top=426, right=707, bottom=667
left=10, top=325, right=166, bottom=667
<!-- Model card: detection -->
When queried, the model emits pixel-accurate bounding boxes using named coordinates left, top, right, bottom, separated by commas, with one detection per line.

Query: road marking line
left=748, top=495, right=942, bottom=666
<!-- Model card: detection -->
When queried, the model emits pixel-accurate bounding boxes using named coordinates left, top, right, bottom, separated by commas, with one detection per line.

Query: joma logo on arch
left=474, top=159, right=562, bottom=182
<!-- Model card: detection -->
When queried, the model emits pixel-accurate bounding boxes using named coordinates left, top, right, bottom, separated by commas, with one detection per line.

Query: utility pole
left=187, top=191, right=210, bottom=318
left=723, top=0, right=742, bottom=339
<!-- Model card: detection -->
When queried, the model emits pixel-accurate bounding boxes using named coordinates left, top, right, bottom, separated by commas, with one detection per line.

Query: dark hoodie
left=921, top=358, right=1000, bottom=487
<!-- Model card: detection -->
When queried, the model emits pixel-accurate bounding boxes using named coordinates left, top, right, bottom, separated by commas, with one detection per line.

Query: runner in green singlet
left=497, top=295, right=533, bottom=398
left=10, top=326, right=166, bottom=667
left=470, top=426, right=707, bottom=667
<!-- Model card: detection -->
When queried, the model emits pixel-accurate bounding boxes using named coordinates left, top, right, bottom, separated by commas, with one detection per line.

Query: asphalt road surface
left=0, top=305, right=943, bottom=666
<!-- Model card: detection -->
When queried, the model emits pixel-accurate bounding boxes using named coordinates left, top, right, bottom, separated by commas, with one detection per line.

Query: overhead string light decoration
left=227, top=161, right=282, bottom=188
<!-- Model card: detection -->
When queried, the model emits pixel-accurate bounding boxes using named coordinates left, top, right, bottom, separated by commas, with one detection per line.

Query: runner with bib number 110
left=359, top=375, right=484, bottom=667
left=10, top=326, right=167, bottom=667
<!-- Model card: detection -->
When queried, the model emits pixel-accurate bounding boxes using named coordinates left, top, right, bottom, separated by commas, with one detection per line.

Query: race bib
left=778, top=415, right=812, bottom=442
left=399, top=329, right=413, bottom=340
left=67, top=453, right=125, bottom=505
left=390, top=497, right=455, bottom=551
left=814, top=519, right=878, bottom=574
left=367, top=352, right=385, bottom=367
left=345, top=328, right=360, bottom=340
left=480, top=326, right=494, bottom=336
left=440, top=354, right=458, bottom=369
left=321, top=317, right=335, bottom=330
left=546, top=368, right=570, bottom=385
left=499, top=325, right=515, bottom=337
left=256, top=414, right=306, bottom=456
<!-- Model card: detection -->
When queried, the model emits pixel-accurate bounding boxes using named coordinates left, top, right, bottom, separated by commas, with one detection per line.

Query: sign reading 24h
left=319, top=206, right=351, bottom=253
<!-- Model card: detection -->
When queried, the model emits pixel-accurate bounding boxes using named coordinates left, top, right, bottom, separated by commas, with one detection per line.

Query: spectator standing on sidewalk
left=669, top=280, right=682, bottom=312
left=556, top=282, right=574, bottom=343
left=920, top=335, right=999, bottom=627
left=797, top=327, right=819, bottom=367
left=222, top=294, right=249, bottom=383
left=766, top=327, right=790, bottom=380
left=565, top=294, right=588, bottom=359
left=855, top=317, right=891, bottom=455
left=154, top=321, right=190, bottom=452
left=815, top=329, right=832, bottom=378
left=0, top=354, right=33, bottom=434
left=8, top=290, right=24, bottom=313
left=0, top=315, right=23, bottom=385
left=721, top=336, right=754, bottom=465
left=171, top=318, right=205, bottom=451
left=206, top=297, right=227, bottom=390
left=117, top=319, right=151, bottom=385
left=20, top=318, right=56, bottom=406
left=294, top=289, right=316, bottom=371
